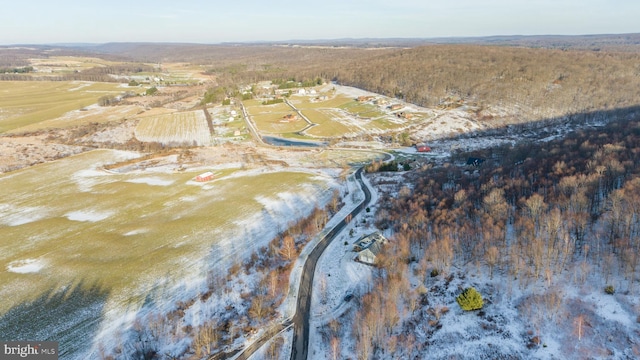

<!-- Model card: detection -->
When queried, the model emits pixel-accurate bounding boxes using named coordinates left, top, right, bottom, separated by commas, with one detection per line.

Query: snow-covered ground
left=307, top=172, right=383, bottom=359
left=307, top=169, right=640, bottom=360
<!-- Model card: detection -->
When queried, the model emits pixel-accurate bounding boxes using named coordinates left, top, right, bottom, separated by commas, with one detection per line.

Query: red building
left=416, top=144, right=431, bottom=152
left=195, top=171, right=215, bottom=182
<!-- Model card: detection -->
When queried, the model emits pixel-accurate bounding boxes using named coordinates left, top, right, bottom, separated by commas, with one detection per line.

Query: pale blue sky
left=1, top=0, right=638, bottom=44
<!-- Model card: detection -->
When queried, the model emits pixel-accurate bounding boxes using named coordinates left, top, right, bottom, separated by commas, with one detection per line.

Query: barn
left=195, top=171, right=215, bottom=182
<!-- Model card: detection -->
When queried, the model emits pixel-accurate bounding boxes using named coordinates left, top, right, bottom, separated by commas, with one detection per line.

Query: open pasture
left=290, top=93, right=353, bottom=109
left=16, top=104, right=145, bottom=133
left=301, top=109, right=354, bottom=137
left=0, top=149, right=335, bottom=319
left=251, top=112, right=307, bottom=134
left=245, top=101, right=291, bottom=115
left=363, top=116, right=408, bottom=132
left=339, top=101, right=386, bottom=119
left=135, top=110, right=211, bottom=145
left=0, top=81, right=125, bottom=133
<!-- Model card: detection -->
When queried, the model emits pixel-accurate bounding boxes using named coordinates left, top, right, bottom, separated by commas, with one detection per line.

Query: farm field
left=135, top=110, right=212, bottom=145
left=245, top=101, right=291, bottom=115
left=0, top=149, right=337, bottom=354
left=339, top=101, right=386, bottom=119
left=0, top=81, right=126, bottom=133
left=251, top=112, right=307, bottom=134
left=244, top=101, right=308, bottom=135
left=16, top=104, right=145, bottom=133
left=302, top=109, right=354, bottom=137
left=29, top=56, right=121, bottom=75
left=288, top=93, right=352, bottom=109
left=160, top=63, right=211, bottom=84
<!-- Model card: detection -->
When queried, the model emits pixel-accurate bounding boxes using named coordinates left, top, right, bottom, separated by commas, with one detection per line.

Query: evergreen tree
left=456, top=287, right=484, bottom=311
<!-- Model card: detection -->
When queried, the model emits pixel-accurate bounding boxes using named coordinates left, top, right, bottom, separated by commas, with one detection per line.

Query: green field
left=245, top=102, right=291, bottom=116
left=0, top=81, right=125, bottom=133
left=292, top=94, right=353, bottom=109
left=365, top=117, right=406, bottom=132
left=0, top=150, right=334, bottom=315
left=302, top=109, right=354, bottom=137
left=251, top=112, right=307, bottom=134
left=339, top=101, right=386, bottom=119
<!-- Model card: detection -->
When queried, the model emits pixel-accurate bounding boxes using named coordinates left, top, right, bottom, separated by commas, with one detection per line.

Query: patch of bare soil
left=0, top=119, right=142, bottom=173
left=0, top=134, right=87, bottom=173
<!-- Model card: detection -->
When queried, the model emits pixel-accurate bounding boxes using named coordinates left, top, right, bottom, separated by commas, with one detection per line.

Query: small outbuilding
left=195, top=171, right=215, bottom=182
left=416, top=144, right=431, bottom=153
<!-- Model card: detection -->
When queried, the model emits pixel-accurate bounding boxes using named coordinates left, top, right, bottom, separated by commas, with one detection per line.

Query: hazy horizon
left=2, top=0, right=639, bottom=45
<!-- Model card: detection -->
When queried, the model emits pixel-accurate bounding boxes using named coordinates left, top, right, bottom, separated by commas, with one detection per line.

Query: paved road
left=283, top=98, right=318, bottom=134
left=213, top=167, right=371, bottom=360
left=240, top=103, right=265, bottom=145
left=290, top=167, right=372, bottom=360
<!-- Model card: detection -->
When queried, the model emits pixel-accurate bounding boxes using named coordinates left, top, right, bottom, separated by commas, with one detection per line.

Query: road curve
left=290, top=167, right=372, bottom=360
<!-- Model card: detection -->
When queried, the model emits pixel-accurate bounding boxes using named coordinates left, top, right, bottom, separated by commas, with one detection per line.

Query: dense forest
left=340, top=115, right=640, bottom=358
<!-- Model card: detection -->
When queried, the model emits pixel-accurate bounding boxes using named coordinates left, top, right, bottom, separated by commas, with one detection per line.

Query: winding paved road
left=219, top=167, right=372, bottom=360
left=290, top=167, right=371, bottom=360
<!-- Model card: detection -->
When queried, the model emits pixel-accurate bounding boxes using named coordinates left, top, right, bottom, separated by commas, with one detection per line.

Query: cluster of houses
left=357, top=95, right=415, bottom=119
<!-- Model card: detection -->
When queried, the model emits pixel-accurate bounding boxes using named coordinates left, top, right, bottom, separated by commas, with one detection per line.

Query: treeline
left=0, top=66, right=33, bottom=73
left=81, top=63, right=155, bottom=75
left=346, top=115, right=640, bottom=358
left=0, top=63, right=152, bottom=82
left=274, top=77, right=323, bottom=89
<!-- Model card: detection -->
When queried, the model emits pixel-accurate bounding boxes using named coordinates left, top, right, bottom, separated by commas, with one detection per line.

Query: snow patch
left=7, top=259, right=45, bottom=274
left=65, top=210, right=113, bottom=222
left=0, top=203, right=49, bottom=226
left=592, top=293, right=634, bottom=328
left=125, top=177, right=175, bottom=186
left=123, top=229, right=149, bottom=236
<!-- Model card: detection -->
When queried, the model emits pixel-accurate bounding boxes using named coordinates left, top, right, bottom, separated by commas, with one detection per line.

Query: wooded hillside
left=331, top=45, right=640, bottom=125
left=346, top=116, right=640, bottom=358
